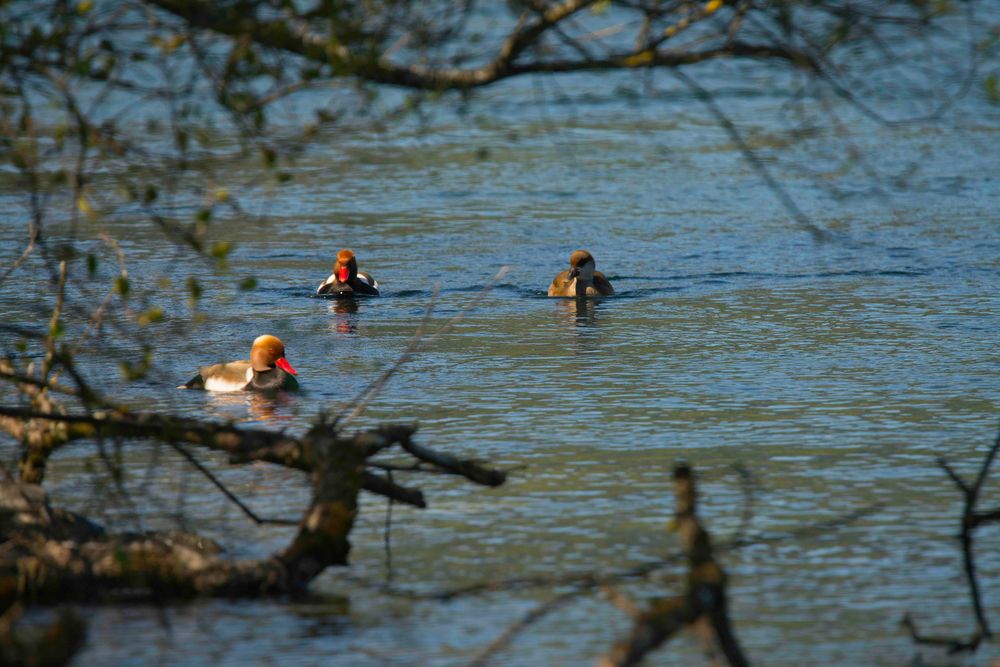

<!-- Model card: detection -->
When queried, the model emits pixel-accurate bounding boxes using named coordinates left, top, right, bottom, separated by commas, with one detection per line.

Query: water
left=1, top=53, right=999, bottom=666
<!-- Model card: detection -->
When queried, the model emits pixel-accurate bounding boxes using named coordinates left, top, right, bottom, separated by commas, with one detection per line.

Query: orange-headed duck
left=179, top=334, right=298, bottom=392
left=316, top=249, right=380, bottom=297
left=547, top=250, right=614, bottom=297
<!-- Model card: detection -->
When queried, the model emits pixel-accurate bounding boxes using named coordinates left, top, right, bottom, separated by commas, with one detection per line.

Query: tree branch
left=143, top=0, right=819, bottom=91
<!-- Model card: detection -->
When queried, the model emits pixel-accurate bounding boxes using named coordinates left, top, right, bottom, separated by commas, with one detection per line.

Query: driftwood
left=598, top=464, right=748, bottom=667
left=0, top=409, right=506, bottom=606
left=0, top=405, right=504, bottom=506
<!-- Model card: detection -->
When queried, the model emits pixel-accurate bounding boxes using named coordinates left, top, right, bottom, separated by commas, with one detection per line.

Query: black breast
left=248, top=368, right=299, bottom=392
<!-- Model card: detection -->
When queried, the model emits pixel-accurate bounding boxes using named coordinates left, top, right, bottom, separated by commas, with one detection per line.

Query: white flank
left=203, top=367, right=252, bottom=392
left=317, top=274, right=335, bottom=293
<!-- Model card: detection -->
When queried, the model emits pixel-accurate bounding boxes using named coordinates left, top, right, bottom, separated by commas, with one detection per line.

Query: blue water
left=1, top=27, right=999, bottom=667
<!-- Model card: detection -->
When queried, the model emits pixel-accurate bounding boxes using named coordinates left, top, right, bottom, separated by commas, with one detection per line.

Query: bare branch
left=341, top=267, right=510, bottom=424
left=168, top=441, right=299, bottom=525
left=399, top=434, right=506, bottom=487
left=466, top=590, right=578, bottom=667
left=671, top=68, right=830, bottom=242
left=0, top=223, right=38, bottom=288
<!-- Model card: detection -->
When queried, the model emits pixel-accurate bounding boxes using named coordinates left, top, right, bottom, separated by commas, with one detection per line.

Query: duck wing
left=593, top=271, right=614, bottom=296
left=547, top=269, right=574, bottom=297
left=353, top=272, right=380, bottom=295
left=188, top=360, right=253, bottom=392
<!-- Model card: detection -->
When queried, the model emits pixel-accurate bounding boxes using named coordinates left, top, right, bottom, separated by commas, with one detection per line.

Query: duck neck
left=574, top=265, right=595, bottom=295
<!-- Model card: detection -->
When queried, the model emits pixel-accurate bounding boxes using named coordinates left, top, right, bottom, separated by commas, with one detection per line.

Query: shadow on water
left=288, top=596, right=353, bottom=640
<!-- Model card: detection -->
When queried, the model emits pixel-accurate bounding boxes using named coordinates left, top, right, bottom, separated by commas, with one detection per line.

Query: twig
left=383, top=471, right=394, bottom=582
left=902, top=613, right=982, bottom=654
left=42, top=260, right=68, bottom=379
left=465, top=590, right=578, bottom=667
left=400, top=434, right=506, bottom=487
left=671, top=68, right=830, bottom=242
left=168, top=441, right=299, bottom=525
left=0, top=223, right=38, bottom=287
left=340, top=266, right=510, bottom=424
left=364, top=502, right=884, bottom=602
left=731, top=463, right=755, bottom=544
left=339, top=283, right=441, bottom=424
left=602, top=585, right=642, bottom=619
left=0, top=368, right=81, bottom=399
left=906, top=426, right=1000, bottom=652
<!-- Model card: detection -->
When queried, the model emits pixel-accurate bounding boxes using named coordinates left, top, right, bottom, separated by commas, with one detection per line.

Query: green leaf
left=187, top=276, right=202, bottom=301
left=87, top=253, right=98, bottom=276
left=238, top=276, right=258, bottom=291
left=138, top=307, right=164, bottom=325
left=986, top=73, right=1000, bottom=104
left=210, top=241, right=232, bottom=260
left=261, top=146, right=277, bottom=167
left=115, top=275, right=130, bottom=297
left=591, top=0, right=611, bottom=14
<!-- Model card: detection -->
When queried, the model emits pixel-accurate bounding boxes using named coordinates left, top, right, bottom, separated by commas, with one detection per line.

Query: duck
left=316, top=249, right=380, bottom=297
left=179, top=334, right=298, bottom=392
left=547, top=250, right=614, bottom=297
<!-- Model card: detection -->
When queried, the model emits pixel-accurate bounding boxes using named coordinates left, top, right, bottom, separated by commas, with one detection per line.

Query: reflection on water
left=327, top=298, right=360, bottom=335
left=553, top=295, right=600, bottom=328
left=289, top=596, right=353, bottom=638
left=203, top=390, right=299, bottom=423
left=553, top=297, right=608, bottom=360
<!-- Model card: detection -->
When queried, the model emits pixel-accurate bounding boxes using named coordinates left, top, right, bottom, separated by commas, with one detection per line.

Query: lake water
left=1, top=38, right=999, bottom=667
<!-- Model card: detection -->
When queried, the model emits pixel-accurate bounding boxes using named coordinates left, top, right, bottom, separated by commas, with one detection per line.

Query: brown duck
left=316, top=249, right=380, bottom=297
left=179, top=335, right=298, bottom=392
left=547, top=250, right=614, bottom=297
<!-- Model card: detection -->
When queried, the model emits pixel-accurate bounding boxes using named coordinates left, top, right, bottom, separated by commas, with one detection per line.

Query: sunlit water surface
left=1, top=56, right=999, bottom=666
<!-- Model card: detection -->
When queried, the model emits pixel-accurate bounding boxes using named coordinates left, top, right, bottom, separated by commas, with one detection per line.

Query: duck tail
left=178, top=374, right=204, bottom=389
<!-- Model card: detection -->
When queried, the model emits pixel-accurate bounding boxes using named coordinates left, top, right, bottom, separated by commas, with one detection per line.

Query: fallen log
left=0, top=420, right=506, bottom=606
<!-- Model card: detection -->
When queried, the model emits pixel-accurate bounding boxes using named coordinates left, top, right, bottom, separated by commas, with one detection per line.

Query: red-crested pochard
left=179, top=334, right=298, bottom=392
left=316, top=249, right=380, bottom=297
left=547, top=250, right=614, bottom=297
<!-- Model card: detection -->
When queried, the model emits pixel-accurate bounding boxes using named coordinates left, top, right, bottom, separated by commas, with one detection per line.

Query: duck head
left=333, top=249, right=358, bottom=284
left=567, top=250, right=597, bottom=282
left=250, top=334, right=297, bottom=375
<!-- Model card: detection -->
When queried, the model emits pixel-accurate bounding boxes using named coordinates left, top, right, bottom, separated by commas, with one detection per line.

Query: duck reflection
left=554, top=297, right=603, bottom=356
left=328, top=297, right=359, bottom=335
left=554, top=296, right=599, bottom=328
left=204, top=390, right=297, bottom=423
